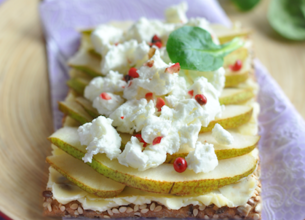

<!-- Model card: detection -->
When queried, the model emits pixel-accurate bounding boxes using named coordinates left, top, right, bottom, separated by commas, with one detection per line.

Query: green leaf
left=231, top=0, right=260, bottom=11
left=166, top=26, right=243, bottom=72
left=268, top=0, right=305, bottom=41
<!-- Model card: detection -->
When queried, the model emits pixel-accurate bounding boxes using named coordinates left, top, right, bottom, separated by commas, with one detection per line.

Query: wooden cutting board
left=0, top=0, right=53, bottom=219
left=0, top=0, right=304, bottom=219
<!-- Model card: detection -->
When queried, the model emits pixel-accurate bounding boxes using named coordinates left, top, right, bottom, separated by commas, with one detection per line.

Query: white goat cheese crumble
left=84, top=70, right=126, bottom=101
left=122, top=48, right=181, bottom=100
left=118, top=116, right=180, bottom=171
left=165, top=2, right=188, bottom=24
left=124, top=17, right=177, bottom=44
left=185, top=142, right=218, bottom=173
left=141, top=116, right=180, bottom=154
left=188, top=77, right=223, bottom=127
left=109, top=99, right=156, bottom=134
left=136, top=49, right=179, bottom=96
left=117, top=137, right=167, bottom=171
left=92, top=92, right=124, bottom=117
left=212, top=123, right=234, bottom=145
left=78, top=116, right=122, bottom=163
left=101, top=40, right=150, bottom=74
left=91, top=25, right=123, bottom=55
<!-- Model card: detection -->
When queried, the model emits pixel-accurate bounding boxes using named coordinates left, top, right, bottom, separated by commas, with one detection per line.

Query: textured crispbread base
left=42, top=167, right=262, bottom=219
left=42, top=182, right=262, bottom=220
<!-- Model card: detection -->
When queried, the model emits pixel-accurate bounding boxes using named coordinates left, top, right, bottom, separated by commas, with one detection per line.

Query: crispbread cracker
left=42, top=172, right=262, bottom=219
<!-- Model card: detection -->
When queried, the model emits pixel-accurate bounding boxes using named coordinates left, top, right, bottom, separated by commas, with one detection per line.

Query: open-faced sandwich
left=43, top=2, right=262, bottom=219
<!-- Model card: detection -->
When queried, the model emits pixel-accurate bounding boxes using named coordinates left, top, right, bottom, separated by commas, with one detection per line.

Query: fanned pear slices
left=49, top=127, right=258, bottom=196
left=219, top=88, right=254, bottom=105
left=67, top=77, right=90, bottom=95
left=75, top=97, right=100, bottom=118
left=59, top=101, right=94, bottom=124
left=59, top=96, right=253, bottom=133
left=225, top=71, right=249, bottom=88
left=47, top=152, right=125, bottom=197
left=200, top=105, right=253, bottom=132
left=68, top=49, right=102, bottom=77
left=165, top=131, right=260, bottom=163
left=211, top=24, right=251, bottom=44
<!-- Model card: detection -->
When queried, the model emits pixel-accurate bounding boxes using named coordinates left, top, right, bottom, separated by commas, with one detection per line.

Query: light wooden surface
left=0, top=0, right=53, bottom=219
left=0, top=0, right=304, bottom=219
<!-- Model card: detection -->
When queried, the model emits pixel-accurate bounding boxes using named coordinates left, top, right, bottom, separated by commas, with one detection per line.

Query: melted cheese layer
left=48, top=166, right=257, bottom=212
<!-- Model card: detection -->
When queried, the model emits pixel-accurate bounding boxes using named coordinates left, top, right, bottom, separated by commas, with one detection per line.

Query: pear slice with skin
left=165, top=131, right=260, bottom=163
left=68, top=49, right=102, bottom=78
left=67, top=77, right=91, bottom=95
left=47, top=151, right=125, bottom=197
left=69, top=68, right=94, bottom=80
left=219, top=88, right=254, bottom=105
left=224, top=47, right=249, bottom=67
left=75, top=97, right=100, bottom=118
left=59, top=99, right=253, bottom=132
left=49, top=127, right=257, bottom=196
left=225, top=70, right=249, bottom=87
left=211, top=24, right=251, bottom=44
left=200, top=105, right=253, bottom=133
left=58, top=101, right=94, bottom=124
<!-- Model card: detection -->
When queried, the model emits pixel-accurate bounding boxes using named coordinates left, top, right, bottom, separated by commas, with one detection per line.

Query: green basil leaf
left=166, top=26, right=244, bottom=72
left=268, top=0, right=305, bottom=41
left=231, top=0, right=260, bottom=11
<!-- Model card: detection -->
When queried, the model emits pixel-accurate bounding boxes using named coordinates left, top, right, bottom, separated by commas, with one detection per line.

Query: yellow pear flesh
left=67, top=77, right=90, bottom=95
left=58, top=101, right=93, bottom=124
left=165, top=131, right=259, bottom=163
left=219, top=88, right=254, bottom=105
left=224, top=47, right=249, bottom=67
left=225, top=71, right=249, bottom=87
left=47, top=152, right=125, bottom=197
left=211, top=24, right=251, bottom=44
left=68, top=49, right=102, bottom=77
left=75, top=97, right=100, bottom=118
left=49, top=127, right=257, bottom=196
left=200, top=105, right=253, bottom=133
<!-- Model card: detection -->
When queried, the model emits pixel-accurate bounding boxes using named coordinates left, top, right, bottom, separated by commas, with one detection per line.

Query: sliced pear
left=58, top=101, right=93, bottom=124
left=60, top=100, right=252, bottom=133
left=81, top=33, right=102, bottom=59
left=68, top=49, right=102, bottom=77
left=80, top=28, right=93, bottom=35
left=165, top=131, right=259, bottom=163
left=47, top=152, right=125, bottom=197
left=224, top=47, right=249, bottom=67
left=225, top=71, right=249, bottom=87
left=119, top=130, right=259, bottom=162
left=63, top=116, right=81, bottom=127
left=49, top=127, right=257, bottom=196
left=80, top=32, right=94, bottom=52
left=219, top=88, right=254, bottom=105
left=75, top=97, right=100, bottom=118
left=211, top=24, right=251, bottom=44
left=200, top=105, right=253, bottom=133
left=67, top=77, right=90, bottom=95
left=69, top=68, right=93, bottom=80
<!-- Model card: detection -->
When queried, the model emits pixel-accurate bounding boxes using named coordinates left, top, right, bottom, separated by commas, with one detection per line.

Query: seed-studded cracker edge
left=42, top=167, right=261, bottom=220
